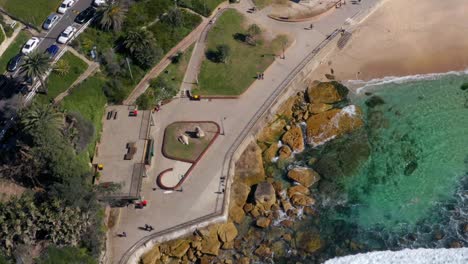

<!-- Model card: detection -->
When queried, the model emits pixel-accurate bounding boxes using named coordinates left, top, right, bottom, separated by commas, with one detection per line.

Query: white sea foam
left=325, top=248, right=468, bottom=264
left=348, top=69, right=468, bottom=93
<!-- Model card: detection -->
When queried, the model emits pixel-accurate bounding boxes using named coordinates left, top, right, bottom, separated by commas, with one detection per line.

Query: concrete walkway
left=0, top=25, right=22, bottom=58
left=109, top=0, right=382, bottom=263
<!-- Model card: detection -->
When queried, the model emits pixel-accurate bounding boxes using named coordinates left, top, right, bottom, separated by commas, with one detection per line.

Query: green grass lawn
left=177, top=0, right=224, bottom=16
left=61, top=74, right=108, bottom=157
left=0, top=30, right=30, bottom=73
left=137, top=44, right=194, bottom=109
left=0, top=0, right=61, bottom=27
left=36, top=52, right=88, bottom=105
left=163, top=122, right=217, bottom=162
left=194, top=9, right=284, bottom=96
left=0, top=27, right=5, bottom=45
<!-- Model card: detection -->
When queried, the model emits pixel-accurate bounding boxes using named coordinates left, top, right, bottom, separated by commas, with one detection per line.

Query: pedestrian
left=144, top=224, right=149, bottom=231
left=149, top=225, right=154, bottom=231
left=261, top=73, right=265, bottom=79
left=122, top=232, right=127, bottom=237
left=310, top=23, right=314, bottom=30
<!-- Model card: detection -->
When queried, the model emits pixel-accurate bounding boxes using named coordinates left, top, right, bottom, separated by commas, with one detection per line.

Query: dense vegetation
left=72, top=2, right=201, bottom=104
left=0, top=103, right=105, bottom=262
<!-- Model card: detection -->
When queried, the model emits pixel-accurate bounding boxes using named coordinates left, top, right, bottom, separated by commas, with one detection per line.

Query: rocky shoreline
left=141, top=81, right=365, bottom=264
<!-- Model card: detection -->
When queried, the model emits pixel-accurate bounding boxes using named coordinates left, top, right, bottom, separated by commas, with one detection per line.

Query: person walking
left=122, top=232, right=127, bottom=237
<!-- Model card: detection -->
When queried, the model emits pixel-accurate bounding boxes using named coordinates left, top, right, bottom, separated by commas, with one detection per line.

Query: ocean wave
left=347, top=69, right=468, bottom=93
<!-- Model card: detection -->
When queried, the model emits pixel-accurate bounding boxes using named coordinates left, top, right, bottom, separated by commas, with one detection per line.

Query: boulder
left=281, top=220, right=294, bottom=228
left=290, top=193, right=315, bottom=206
left=278, top=145, right=292, bottom=160
left=306, top=105, right=364, bottom=146
left=281, top=126, right=304, bottom=152
left=307, top=82, right=348, bottom=104
left=243, top=203, right=254, bottom=213
left=257, top=119, right=287, bottom=143
left=298, top=231, right=323, bottom=253
left=287, top=185, right=310, bottom=198
left=263, top=143, right=279, bottom=162
left=235, top=142, right=266, bottom=186
left=167, top=240, right=190, bottom=258
left=142, top=245, right=161, bottom=264
left=229, top=204, right=245, bottom=224
left=276, top=96, right=300, bottom=120
left=200, top=256, right=215, bottom=264
left=200, top=229, right=221, bottom=256
left=256, top=217, right=271, bottom=228
left=254, top=182, right=277, bottom=210
left=308, top=103, right=333, bottom=114
left=217, top=222, right=238, bottom=243
left=230, top=182, right=251, bottom=208
left=280, top=199, right=293, bottom=213
left=287, top=167, right=320, bottom=187
left=254, top=244, right=272, bottom=257
left=240, top=257, right=251, bottom=264
left=222, top=241, right=234, bottom=250
left=250, top=207, right=260, bottom=218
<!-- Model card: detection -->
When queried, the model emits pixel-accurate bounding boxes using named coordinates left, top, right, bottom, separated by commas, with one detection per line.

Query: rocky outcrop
left=231, top=182, right=251, bottom=208
left=257, top=118, right=286, bottom=143
left=200, top=226, right=221, bottom=256
left=298, top=231, right=323, bottom=253
left=256, top=217, right=271, bottom=228
left=290, top=193, right=315, bottom=206
left=287, top=185, right=310, bottom=198
left=281, top=126, right=304, bottom=152
left=235, top=142, right=266, bottom=187
left=287, top=167, right=320, bottom=187
left=309, top=103, right=333, bottom=114
left=229, top=205, right=245, bottom=224
left=217, top=222, right=238, bottom=243
left=307, top=81, right=348, bottom=104
left=278, top=145, right=292, bottom=160
left=263, top=143, right=279, bottom=162
left=167, top=239, right=191, bottom=258
left=255, top=182, right=276, bottom=210
left=306, top=105, right=364, bottom=146
left=142, top=245, right=161, bottom=264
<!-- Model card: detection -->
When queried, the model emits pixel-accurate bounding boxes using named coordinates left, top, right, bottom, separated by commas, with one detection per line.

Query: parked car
left=43, top=13, right=60, bottom=30
left=75, top=6, right=96, bottom=24
left=21, top=37, right=40, bottom=55
left=58, top=0, right=76, bottom=14
left=7, top=54, right=22, bottom=72
left=57, top=26, right=77, bottom=44
left=93, top=0, right=107, bottom=6
left=45, top=45, right=60, bottom=58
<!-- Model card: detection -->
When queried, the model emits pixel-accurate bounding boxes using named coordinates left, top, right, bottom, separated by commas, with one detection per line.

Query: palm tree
left=21, top=103, right=63, bottom=133
left=97, top=2, right=125, bottom=32
left=53, top=59, right=70, bottom=76
left=123, top=29, right=155, bottom=54
left=19, top=52, right=50, bottom=94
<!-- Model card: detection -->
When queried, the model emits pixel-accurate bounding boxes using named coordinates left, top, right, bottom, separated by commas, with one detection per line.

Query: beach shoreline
left=310, top=0, right=468, bottom=85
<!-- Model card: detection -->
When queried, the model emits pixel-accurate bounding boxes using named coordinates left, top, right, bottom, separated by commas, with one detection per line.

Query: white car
left=21, top=37, right=40, bottom=55
left=93, top=0, right=107, bottom=6
left=57, top=26, right=77, bottom=44
left=58, top=0, right=76, bottom=14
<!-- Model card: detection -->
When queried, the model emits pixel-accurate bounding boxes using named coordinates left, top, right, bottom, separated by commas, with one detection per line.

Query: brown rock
left=200, top=255, right=215, bottom=264
left=243, top=203, right=254, bottom=213
left=287, top=185, right=310, bottom=198
left=200, top=226, right=221, bottom=256
left=254, top=244, right=272, bottom=257
left=191, top=240, right=202, bottom=251
left=298, top=232, right=323, bottom=253
left=217, top=222, right=238, bottom=243
left=142, top=245, right=161, bottom=264
left=281, top=220, right=294, bottom=228
left=287, top=167, right=321, bottom=187
left=250, top=207, right=260, bottom=218
left=222, top=241, right=234, bottom=250
left=307, top=82, right=348, bottom=104
left=306, top=106, right=364, bottom=146
left=308, top=103, right=333, bottom=114
left=282, top=126, right=304, bottom=152
left=231, top=182, right=251, bottom=208
left=168, top=240, right=190, bottom=258
left=303, top=206, right=317, bottom=216
left=281, top=199, right=293, bottom=213
left=450, top=241, right=463, bottom=248
left=255, top=182, right=277, bottom=211
left=234, top=142, right=266, bottom=187
left=271, top=181, right=283, bottom=195
left=291, top=193, right=315, bottom=206
left=277, top=96, right=299, bottom=120
left=263, top=143, right=279, bottom=162
left=278, top=145, right=292, bottom=160
left=256, top=217, right=271, bottom=228
left=239, top=257, right=251, bottom=264
left=283, top=233, right=292, bottom=242
left=229, top=204, right=245, bottom=224
left=257, top=118, right=287, bottom=143
left=186, top=248, right=196, bottom=262
left=271, top=204, right=280, bottom=211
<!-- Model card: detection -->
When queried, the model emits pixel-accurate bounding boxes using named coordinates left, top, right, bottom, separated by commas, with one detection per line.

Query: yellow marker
left=98, top=164, right=104, bottom=170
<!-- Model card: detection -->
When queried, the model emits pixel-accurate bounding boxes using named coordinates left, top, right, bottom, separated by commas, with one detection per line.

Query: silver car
left=43, top=14, right=60, bottom=30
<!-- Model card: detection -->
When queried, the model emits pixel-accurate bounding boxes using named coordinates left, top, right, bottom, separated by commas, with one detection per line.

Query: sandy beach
left=310, top=0, right=468, bottom=82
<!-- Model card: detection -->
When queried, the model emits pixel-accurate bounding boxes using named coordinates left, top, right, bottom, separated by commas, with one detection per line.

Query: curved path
left=110, top=0, right=384, bottom=263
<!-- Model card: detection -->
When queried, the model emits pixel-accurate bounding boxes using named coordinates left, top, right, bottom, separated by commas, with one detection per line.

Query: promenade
left=108, top=0, right=382, bottom=263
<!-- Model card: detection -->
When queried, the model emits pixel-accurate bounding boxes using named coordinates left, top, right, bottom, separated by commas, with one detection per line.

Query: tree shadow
left=205, top=49, right=219, bottom=63
left=233, top=33, right=247, bottom=43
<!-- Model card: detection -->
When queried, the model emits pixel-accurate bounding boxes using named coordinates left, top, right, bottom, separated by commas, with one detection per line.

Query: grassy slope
left=0, top=0, right=61, bottom=27
left=0, top=27, right=4, bottom=45
left=36, top=52, right=88, bottom=104
left=0, top=30, right=29, bottom=72
left=137, top=44, right=195, bottom=109
left=61, top=74, right=107, bottom=156
left=194, top=9, right=279, bottom=96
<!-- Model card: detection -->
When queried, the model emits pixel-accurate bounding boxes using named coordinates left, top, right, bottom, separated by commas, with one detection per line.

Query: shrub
left=103, top=79, right=127, bottom=103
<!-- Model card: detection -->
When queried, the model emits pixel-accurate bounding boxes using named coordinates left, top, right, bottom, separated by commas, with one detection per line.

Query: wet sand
left=310, top=0, right=468, bottom=82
